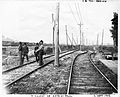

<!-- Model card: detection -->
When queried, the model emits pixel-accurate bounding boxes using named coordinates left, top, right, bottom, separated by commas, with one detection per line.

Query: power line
left=77, top=3, right=83, bottom=24
left=72, top=35, right=77, bottom=45
left=68, top=3, right=78, bottom=24
left=74, top=2, right=81, bottom=23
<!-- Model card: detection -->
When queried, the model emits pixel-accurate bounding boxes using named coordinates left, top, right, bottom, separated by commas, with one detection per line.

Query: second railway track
left=2, top=50, right=69, bottom=74
left=67, top=52, right=117, bottom=94
left=2, top=50, right=78, bottom=88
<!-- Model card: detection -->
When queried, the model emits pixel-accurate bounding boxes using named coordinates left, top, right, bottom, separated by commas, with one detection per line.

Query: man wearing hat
left=35, top=40, right=44, bottom=66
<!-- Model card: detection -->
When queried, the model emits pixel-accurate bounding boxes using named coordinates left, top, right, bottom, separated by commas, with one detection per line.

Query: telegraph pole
left=82, top=32, right=84, bottom=49
left=65, top=25, right=68, bottom=49
left=52, top=13, right=55, bottom=53
left=86, top=38, right=88, bottom=45
left=82, top=32, right=84, bottom=45
left=97, top=33, right=99, bottom=46
left=101, top=29, right=104, bottom=46
left=78, top=22, right=83, bottom=51
left=72, top=33, right=73, bottom=49
left=54, top=3, right=60, bottom=66
left=101, top=29, right=104, bottom=52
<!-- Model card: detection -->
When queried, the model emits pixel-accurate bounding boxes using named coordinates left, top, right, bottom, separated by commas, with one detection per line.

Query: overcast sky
left=0, top=1, right=119, bottom=45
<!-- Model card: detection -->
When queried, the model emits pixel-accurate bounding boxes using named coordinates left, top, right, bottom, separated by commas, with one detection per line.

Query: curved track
left=67, top=52, right=117, bottom=94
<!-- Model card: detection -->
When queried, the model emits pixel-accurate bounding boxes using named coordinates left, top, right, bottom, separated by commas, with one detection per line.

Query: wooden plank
left=99, top=59, right=117, bottom=74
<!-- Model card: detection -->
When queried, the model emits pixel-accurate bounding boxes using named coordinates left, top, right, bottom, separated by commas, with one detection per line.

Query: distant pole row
left=96, top=29, right=104, bottom=47
left=78, top=22, right=83, bottom=51
left=53, top=3, right=105, bottom=66
left=65, top=25, right=78, bottom=49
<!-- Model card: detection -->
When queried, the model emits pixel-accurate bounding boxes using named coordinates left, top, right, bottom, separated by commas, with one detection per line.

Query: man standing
left=36, top=40, right=44, bottom=66
left=18, top=42, right=23, bottom=65
left=22, top=43, right=29, bottom=63
left=34, top=43, right=39, bottom=62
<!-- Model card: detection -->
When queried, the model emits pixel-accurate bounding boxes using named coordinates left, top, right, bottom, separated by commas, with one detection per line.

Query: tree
left=110, top=12, right=118, bottom=52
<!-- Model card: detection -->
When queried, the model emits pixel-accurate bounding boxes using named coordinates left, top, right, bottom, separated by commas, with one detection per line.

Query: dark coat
left=18, top=45, right=23, bottom=52
left=22, top=45, right=29, bottom=55
left=34, top=46, right=39, bottom=56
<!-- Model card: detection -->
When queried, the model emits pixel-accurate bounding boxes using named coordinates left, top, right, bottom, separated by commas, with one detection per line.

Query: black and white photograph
left=0, top=0, right=119, bottom=96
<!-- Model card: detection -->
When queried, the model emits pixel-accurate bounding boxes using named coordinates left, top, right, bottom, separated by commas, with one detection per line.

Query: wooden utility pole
left=72, top=33, right=73, bottom=49
left=101, top=29, right=104, bottom=52
left=82, top=32, right=84, bottom=45
left=97, top=33, right=99, bottom=46
left=82, top=32, right=84, bottom=49
left=52, top=13, right=55, bottom=53
left=54, top=3, right=60, bottom=66
left=78, top=22, right=83, bottom=51
left=86, top=38, right=87, bottom=45
left=101, top=29, right=104, bottom=46
left=65, top=25, right=68, bottom=49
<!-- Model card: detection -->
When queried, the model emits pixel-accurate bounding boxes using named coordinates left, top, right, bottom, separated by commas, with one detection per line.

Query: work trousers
left=39, top=54, right=43, bottom=66
left=35, top=53, right=39, bottom=62
left=19, top=51, right=23, bottom=65
left=22, top=53, right=29, bottom=63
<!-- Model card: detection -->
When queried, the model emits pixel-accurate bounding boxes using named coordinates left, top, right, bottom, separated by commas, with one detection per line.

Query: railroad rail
left=89, top=53, right=118, bottom=92
left=67, top=52, right=118, bottom=94
left=3, top=50, right=78, bottom=88
left=2, top=50, right=71, bottom=74
left=67, top=51, right=87, bottom=94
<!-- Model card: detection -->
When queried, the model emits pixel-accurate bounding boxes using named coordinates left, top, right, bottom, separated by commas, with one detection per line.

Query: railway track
left=2, top=50, right=69, bottom=74
left=3, top=50, right=78, bottom=88
left=67, top=52, right=118, bottom=94
left=89, top=53, right=118, bottom=91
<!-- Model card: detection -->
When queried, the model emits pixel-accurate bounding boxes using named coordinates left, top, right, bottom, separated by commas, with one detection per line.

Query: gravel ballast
left=7, top=51, right=81, bottom=94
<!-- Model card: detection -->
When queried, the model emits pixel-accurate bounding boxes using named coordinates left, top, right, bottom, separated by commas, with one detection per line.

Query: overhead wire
left=77, top=3, right=83, bottom=24
left=68, top=3, right=79, bottom=24
left=75, top=1, right=84, bottom=46
left=67, top=2, right=84, bottom=46
left=74, top=2, right=81, bottom=23
left=67, top=32, right=73, bottom=45
left=73, top=36, right=77, bottom=45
